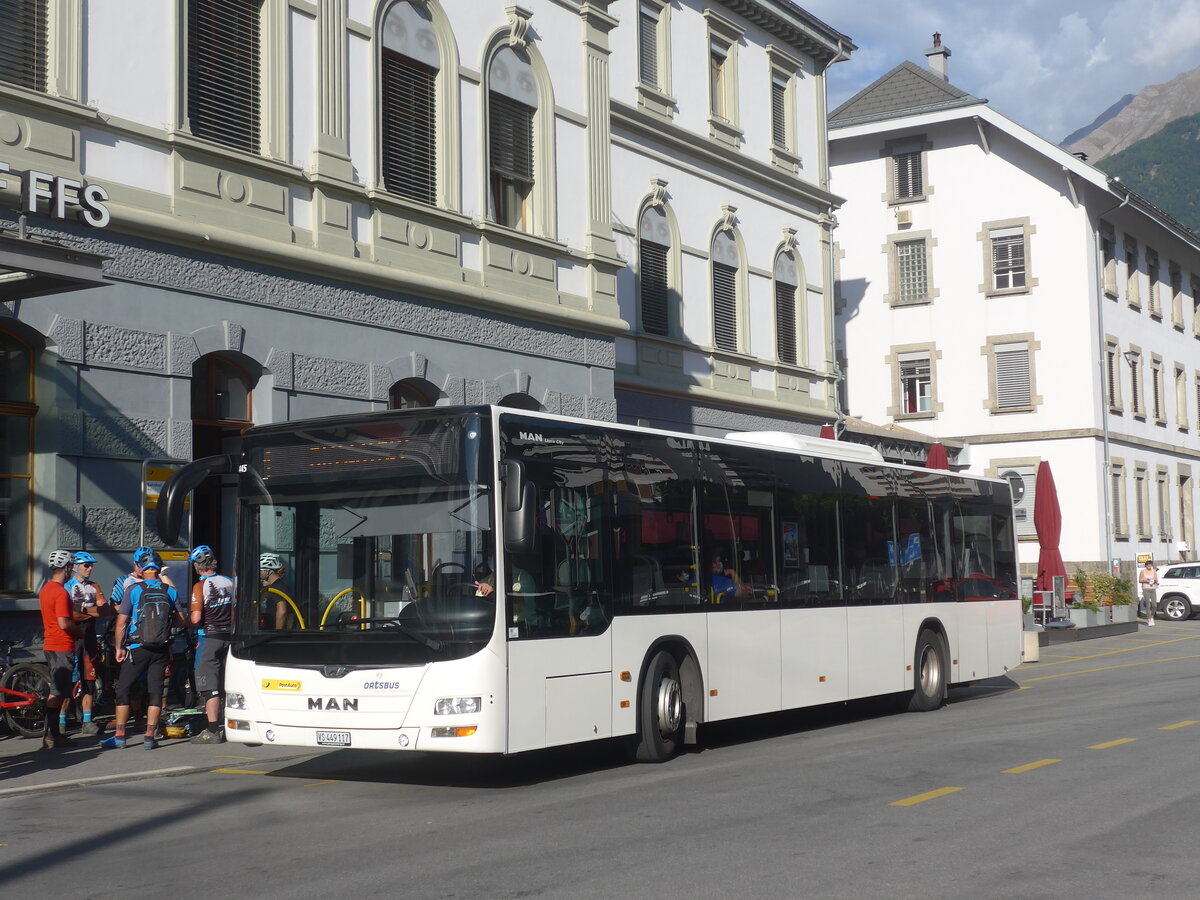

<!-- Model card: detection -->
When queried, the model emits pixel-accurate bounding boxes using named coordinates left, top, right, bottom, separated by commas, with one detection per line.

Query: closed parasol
left=1033, top=460, right=1066, bottom=593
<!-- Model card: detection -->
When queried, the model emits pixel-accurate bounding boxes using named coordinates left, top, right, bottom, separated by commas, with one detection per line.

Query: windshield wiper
left=325, top=617, right=442, bottom=651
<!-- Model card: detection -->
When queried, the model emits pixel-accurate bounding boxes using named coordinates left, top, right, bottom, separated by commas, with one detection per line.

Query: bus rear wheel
left=907, top=629, right=947, bottom=712
left=634, top=650, right=683, bottom=763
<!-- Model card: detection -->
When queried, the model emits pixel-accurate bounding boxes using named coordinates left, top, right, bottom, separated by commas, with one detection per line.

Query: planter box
left=1069, top=608, right=1101, bottom=628
left=1110, top=604, right=1137, bottom=624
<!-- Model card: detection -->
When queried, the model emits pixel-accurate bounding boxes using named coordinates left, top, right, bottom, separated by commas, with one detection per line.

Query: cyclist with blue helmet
left=188, top=545, right=233, bottom=743
left=63, top=551, right=110, bottom=736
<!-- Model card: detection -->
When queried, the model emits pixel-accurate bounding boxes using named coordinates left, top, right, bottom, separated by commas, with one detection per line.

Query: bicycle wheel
left=3, top=664, right=49, bottom=738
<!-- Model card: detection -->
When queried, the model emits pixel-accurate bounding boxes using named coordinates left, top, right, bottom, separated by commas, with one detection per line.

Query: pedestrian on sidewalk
left=101, top=550, right=185, bottom=750
left=1139, top=560, right=1159, bottom=627
left=39, top=550, right=82, bottom=750
left=188, top=545, right=233, bottom=744
left=63, top=552, right=109, bottom=736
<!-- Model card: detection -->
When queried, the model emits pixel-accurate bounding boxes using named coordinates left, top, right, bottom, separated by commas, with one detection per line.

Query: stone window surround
left=882, top=230, right=938, bottom=307
left=765, top=44, right=802, bottom=174
left=1124, top=236, right=1140, bottom=310
left=1135, top=461, right=1150, bottom=540
left=1175, top=362, right=1188, bottom=433
left=0, top=0, right=83, bottom=102
left=1105, top=335, right=1123, bottom=413
left=1157, top=464, right=1172, bottom=541
left=981, top=332, right=1042, bottom=414
left=1100, top=221, right=1117, bottom=298
left=1127, top=343, right=1145, bottom=421
left=1151, top=352, right=1165, bottom=425
left=1146, top=246, right=1162, bottom=319
left=984, top=456, right=1041, bottom=542
left=1170, top=260, right=1184, bottom=330
left=1111, top=456, right=1129, bottom=540
left=1192, top=275, right=1200, bottom=339
left=635, top=0, right=675, bottom=120
left=977, top=216, right=1037, bottom=297
left=885, top=341, right=942, bottom=420
left=704, top=9, right=744, bottom=149
left=635, top=187, right=683, bottom=339
left=772, top=232, right=806, bottom=368
left=708, top=215, right=749, bottom=355
left=881, top=134, right=932, bottom=205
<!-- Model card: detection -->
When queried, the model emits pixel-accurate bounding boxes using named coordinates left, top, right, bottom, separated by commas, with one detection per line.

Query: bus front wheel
left=634, top=649, right=683, bottom=763
left=907, top=629, right=947, bottom=712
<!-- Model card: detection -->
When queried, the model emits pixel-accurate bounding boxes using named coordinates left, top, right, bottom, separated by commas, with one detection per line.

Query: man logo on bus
left=518, top=432, right=564, bottom=444
left=308, top=697, right=359, bottom=711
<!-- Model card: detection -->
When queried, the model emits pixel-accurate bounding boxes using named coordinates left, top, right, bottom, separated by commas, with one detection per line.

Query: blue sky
left=802, top=0, right=1200, bottom=143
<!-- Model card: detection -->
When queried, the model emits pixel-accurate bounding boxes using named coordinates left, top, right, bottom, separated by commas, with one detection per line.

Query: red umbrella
left=819, top=424, right=836, bottom=440
left=925, top=441, right=949, bottom=470
left=1033, top=460, right=1066, bottom=592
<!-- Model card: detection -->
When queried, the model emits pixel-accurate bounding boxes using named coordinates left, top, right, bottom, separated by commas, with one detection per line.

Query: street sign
left=140, top=459, right=188, bottom=548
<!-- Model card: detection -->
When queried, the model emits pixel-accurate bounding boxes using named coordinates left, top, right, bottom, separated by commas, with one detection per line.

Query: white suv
left=1153, top=564, right=1200, bottom=621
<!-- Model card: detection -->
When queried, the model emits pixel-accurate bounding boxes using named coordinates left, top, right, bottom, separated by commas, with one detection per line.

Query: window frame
left=185, top=0, right=264, bottom=156
left=773, top=247, right=801, bottom=366
left=1111, top=457, right=1128, bottom=540
left=979, top=217, right=1037, bottom=297
left=1124, top=237, right=1140, bottom=309
left=884, top=230, right=937, bottom=307
left=883, top=135, right=930, bottom=205
left=1146, top=247, right=1162, bottom=319
left=1105, top=336, right=1123, bottom=414
left=1100, top=222, right=1117, bottom=298
left=1128, top=346, right=1144, bottom=420
left=1158, top=465, right=1172, bottom=542
left=887, top=342, right=942, bottom=420
left=1135, top=463, right=1150, bottom=540
left=1170, top=261, right=1184, bottom=330
left=1151, top=353, right=1165, bottom=426
left=710, top=230, right=743, bottom=353
left=703, top=9, right=743, bottom=149
left=983, top=334, right=1040, bottom=414
left=636, top=198, right=678, bottom=338
left=0, top=328, right=35, bottom=594
left=765, top=45, right=802, bottom=173
left=634, top=0, right=674, bottom=119
left=1175, top=363, right=1188, bottom=432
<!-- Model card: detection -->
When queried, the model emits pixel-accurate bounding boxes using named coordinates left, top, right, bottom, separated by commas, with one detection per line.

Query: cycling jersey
left=191, top=573, right=235, bottom=636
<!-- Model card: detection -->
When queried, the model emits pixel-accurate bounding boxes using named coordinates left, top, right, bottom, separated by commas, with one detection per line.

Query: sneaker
left=1147, top=618, right=1154, bottom=627
left=100, top=735, right=127, bottom=750
left=143, top=738, right=159, bottom=750
left=79, top=721, right=101, bottom=736
left=190, top=729, right=226, bottom=745
left=41, top=733, right=77, bottom=750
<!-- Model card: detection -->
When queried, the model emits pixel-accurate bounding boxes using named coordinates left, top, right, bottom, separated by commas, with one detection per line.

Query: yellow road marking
left=213, top=768, right=270, bottom=775
left=890, top=786, right=964, bottom=807
left=1023, top=634, right=1200, bottom=671
left=1161, top=720, right=1198, bottom=730
left=1003, top=758, right=1062, bottom=774
left=1021, top=654, right=1200, bottom=682
left=303, top=780, right=337, bottom=788
left=1089, top=738, right=1136, bottom=750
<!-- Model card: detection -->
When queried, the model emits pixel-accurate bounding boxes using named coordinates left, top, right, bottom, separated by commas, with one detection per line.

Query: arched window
left=774, top=251, right=799, bottom=365
left=488, top=46, right=538, bottom=231
left=389, top=378, right=436, bottom=409
left=0, top=330, right=34, bottom=591
left=380, top=1, right=440, bottom=204
left=711, top=230, right=741, bottom=352
left=638, top=205, right=672, bottom=336
left=498, top=392, right=541, bottom=411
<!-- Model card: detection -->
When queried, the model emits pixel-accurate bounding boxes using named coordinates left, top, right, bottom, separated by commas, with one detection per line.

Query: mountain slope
left=1068, top=65, right=1200, bottom=162
left=1061, top=94, right=1134, bottom=147
left=1098, top=112, right=1200, bottom=234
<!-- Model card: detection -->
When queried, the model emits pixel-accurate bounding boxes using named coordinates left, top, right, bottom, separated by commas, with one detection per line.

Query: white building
left=829, top=37, right=1200, bottom=575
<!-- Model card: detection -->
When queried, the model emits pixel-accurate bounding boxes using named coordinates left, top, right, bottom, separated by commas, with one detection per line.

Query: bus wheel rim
left=919, top=646, right=940, bottom=695
left=656, top=677, right=682, bottom=736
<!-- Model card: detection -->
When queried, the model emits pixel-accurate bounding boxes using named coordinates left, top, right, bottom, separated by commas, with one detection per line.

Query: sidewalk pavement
left=0, top=722, right=315, bottom=797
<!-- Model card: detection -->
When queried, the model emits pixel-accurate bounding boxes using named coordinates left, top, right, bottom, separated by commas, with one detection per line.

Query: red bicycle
left=0, top=639, right=48, bottom=738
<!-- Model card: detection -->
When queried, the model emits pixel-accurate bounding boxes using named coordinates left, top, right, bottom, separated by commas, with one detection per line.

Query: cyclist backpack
left=130, top=582, right=173, bottom=647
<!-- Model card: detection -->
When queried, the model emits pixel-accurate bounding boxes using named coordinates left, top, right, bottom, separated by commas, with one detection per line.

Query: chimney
left=924, top=32, right=950, bottom=81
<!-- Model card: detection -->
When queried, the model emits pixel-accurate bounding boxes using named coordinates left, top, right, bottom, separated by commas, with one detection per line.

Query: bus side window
left=775, top=457, right=840, bottom=608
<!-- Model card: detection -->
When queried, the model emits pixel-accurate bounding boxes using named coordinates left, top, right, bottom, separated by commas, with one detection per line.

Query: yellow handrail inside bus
left=261, top=586, right=306, bottom=630
left=319, top=588, right=365, bottom=629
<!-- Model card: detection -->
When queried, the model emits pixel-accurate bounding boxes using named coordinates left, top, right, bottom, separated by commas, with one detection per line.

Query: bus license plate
left=316, top=731, right=351, bottom=747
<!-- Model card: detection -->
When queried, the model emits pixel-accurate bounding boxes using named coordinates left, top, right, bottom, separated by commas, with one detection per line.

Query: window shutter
left=188, top=0, right=261, bottom=154
left=639, top=239, right=669, bottom=335
left=894, top=151, right=922, bottom=198
left=712, top=262, right=738, bottom=352
left=638, top=5, right=658, bottom=86
left=381, top=50, right=437, bottom=204
left=771, top=77, right=787, bottom=147
left=995, top=345, right=1031, bottom=408
left=0, top=0, right=47, bottom=91
left=489, top=93, right=535, bottom=182
left=775, top=281, right=796, bottom=365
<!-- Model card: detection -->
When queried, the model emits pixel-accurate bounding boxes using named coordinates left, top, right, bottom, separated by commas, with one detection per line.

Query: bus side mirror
left=156, top=454, right=236, bottom=545
left=502, top=459, right=536, bottom=553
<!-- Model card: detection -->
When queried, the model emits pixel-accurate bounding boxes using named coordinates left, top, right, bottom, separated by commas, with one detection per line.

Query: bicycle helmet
left=189, top=545, right=217, bottom=568
left=73, top=551, right=97, bottom=566
left=259, top=553, right=283, bottom=571
left=48, top=549, right=74, bottom=569
left=134, top=547, right=164, bottom=571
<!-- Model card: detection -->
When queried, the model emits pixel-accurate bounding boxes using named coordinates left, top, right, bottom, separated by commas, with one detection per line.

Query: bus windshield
left=234, top=412, right=496, bottom=667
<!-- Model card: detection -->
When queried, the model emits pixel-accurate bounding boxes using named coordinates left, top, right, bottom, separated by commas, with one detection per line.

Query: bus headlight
left=226, top=692, right=247, bottom=710
left=434, top=697, right=481, bottom=715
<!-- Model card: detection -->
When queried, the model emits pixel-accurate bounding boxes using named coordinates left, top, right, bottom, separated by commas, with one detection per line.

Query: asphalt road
left=4, top=622, right=1200, bottom=899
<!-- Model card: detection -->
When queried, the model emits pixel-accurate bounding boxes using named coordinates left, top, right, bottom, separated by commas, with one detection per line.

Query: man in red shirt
left=40, top=549, right=82, bottom=749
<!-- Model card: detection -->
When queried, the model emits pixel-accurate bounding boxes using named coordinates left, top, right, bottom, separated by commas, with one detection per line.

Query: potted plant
left=1097, top=574, right=1136, bottom=623
left=1068, top=598, right=1103, bottom=629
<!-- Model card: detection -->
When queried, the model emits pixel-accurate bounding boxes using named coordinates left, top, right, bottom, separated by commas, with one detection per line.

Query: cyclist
left=102, top=550, right=184, bottom=750
left=260, top=553, right=297, bottom=630
left=39, top=549, right=81, bottom=749
left=189, top=545, right=233, bottom=743
left=63, top=551, right=109, bottom=736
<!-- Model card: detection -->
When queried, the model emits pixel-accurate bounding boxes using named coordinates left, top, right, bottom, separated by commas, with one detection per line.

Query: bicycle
left=0, top=639, right=48, bottom=738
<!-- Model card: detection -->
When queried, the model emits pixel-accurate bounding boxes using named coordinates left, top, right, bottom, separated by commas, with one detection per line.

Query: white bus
left=157, top=405, right=1022, bottom=762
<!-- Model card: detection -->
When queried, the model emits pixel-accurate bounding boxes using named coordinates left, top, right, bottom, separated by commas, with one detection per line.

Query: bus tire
left=907, top=629, right=947, bottom=712
left=634, top=649, right=683, bottom=763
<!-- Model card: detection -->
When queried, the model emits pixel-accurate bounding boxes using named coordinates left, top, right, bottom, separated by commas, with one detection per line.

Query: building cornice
left=713, top=0, right=855, bottom=67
